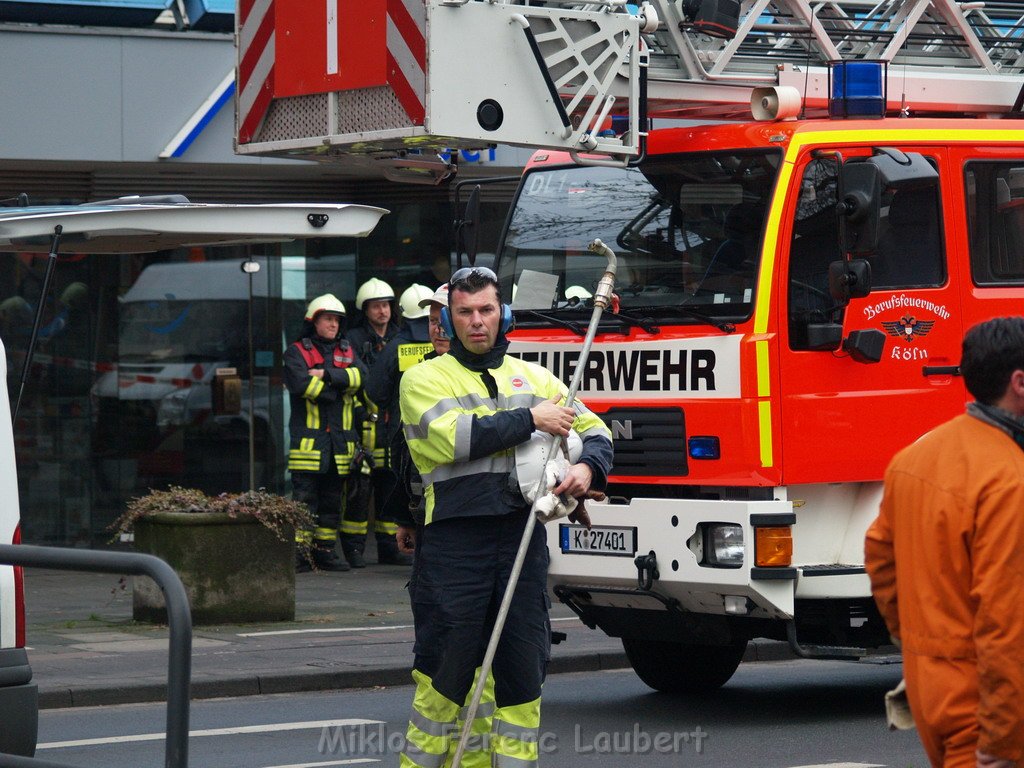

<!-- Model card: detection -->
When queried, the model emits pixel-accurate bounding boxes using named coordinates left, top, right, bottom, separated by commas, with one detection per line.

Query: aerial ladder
left=235, top=0, right=1024, bottom=179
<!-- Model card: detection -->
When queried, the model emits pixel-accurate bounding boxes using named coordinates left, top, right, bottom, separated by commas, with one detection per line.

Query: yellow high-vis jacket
left=399, top=351, right=612, bottom=525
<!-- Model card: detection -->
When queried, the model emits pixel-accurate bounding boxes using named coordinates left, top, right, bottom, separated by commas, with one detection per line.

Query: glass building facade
left=3, top=196, right=510, bottom=545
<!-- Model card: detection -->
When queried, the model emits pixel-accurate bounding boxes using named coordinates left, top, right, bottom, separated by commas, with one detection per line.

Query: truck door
left=779, top=147, right=965, bottom=484
left=954, top=152, right=1024, bottom=331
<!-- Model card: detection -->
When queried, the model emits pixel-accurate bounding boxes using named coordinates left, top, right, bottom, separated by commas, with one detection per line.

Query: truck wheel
left=622, top=638, right=746, bottom=693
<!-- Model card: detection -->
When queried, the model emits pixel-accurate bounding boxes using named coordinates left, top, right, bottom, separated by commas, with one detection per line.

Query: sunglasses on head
left=449, top=267, right=499, bottom=289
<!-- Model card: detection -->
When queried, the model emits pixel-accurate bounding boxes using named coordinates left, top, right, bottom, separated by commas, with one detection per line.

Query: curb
left=37, top=643, right=797, bottom=710
left=38, top=652, right=633, bottom=710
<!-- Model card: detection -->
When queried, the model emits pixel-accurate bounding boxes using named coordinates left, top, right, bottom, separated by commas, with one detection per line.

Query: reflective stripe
left=402, top=669, right=460, bottom=768
left=304, top=376, right=324, bottom=400
left=400, top=740, right=447, bottom=768
left=421, top=454, right=511, bottom=485
left=404, top=393, right=495, bottom=440
left=496, top=392, right=544, bottom=410
left=313, top=528, right=337, bottom=542
left=334, top=454, right=354, bottom=476
left=491, top=719, right=538, bottom=743
left=577, top=422, right=612, bottom=439
left=491, top=700, right=540, bottom=765
left=295, top=529, right=312, bottom=544
left=375, top=520, right=399, bottom=535
left=459, top=700, right=496, bottom=722
left=409, top=710, right=451, bottom=738
left=306, top=399, right=320, bottom=430
left=301, top=438, right=316, bottom=453
left=492, top=753, right=537, bottom=768
left=453, top=413, right=473, bottom=462
left=288, top=461, right=321, bottom=471
left=347, top=367, right=362, bottom=391
left=340, top=520, right=366, bottom=535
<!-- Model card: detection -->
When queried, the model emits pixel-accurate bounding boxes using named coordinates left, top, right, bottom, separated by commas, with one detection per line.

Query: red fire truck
left=237, top=0, right=1024, bottom=691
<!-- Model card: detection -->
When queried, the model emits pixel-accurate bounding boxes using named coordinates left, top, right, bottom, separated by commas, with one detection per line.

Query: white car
left=0, top=198, right=387, bottom=756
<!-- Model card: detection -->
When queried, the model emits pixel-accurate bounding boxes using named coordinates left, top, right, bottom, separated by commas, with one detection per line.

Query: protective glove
left=884, top=678, right=914, bottom=731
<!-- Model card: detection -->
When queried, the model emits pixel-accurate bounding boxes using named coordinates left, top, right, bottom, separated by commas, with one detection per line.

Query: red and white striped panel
left=237, top=0, right=275, bottom=144
left=386, top=0, right=426, bottom=125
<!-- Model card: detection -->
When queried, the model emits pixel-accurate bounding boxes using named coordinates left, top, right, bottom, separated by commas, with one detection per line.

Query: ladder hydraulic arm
left=235, top=0, right=1024, bottom=168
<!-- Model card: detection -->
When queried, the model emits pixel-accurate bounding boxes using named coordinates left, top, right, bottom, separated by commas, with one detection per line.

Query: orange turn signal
left=755, top=526, right=792, bottom=567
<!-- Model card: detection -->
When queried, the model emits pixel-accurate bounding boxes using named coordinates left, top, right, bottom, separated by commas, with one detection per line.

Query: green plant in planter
left=111, top=487, right=314, bottom=625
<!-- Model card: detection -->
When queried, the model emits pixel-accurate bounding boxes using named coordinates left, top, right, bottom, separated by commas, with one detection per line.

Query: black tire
left=622, top=637, right=746, bottom=693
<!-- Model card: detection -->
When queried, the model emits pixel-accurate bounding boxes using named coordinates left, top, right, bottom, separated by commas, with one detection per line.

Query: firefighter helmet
left=399, top=284, right=434, bottom=319
left=515, top=428, right=583, bottom=516
left=304, top=294, right=346, bottom=322
left=355, top=278, right=395, bottom=310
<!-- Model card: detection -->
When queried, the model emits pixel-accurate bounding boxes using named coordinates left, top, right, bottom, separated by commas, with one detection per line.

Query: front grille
left=599, top=407, right=686, bottom=477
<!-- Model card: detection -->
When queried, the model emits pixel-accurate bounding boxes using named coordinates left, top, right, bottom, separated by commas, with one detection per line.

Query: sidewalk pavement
left=24, top=542, right=794, bottom=710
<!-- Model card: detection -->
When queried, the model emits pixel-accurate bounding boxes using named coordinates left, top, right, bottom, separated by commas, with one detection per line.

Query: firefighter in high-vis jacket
left=397, top=268, right=613, bottom=768
left=284, top=294, right=367, bottom=572
left=360, top=283, right=436, bottom=566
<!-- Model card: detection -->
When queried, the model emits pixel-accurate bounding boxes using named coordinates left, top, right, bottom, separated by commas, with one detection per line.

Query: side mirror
left=843, top=329, right=885, bottom=364
left=828, top=258, right=872, bottom=304
left=868, top=148, right=938, bottom=191
left=838, top=163, right=880, bottom=255
left=456, top=185, right=483, bottom=267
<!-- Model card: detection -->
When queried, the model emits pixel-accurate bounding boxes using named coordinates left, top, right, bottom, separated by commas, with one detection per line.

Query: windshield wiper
left=630, top=305, right=736, bottom=334
left=604, top=308, right=660, bottom=334
left=513, top=309, right=586, bottom=337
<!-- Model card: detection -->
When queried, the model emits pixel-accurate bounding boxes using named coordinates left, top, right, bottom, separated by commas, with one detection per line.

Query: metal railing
left=0, top=545, right=192, bottom=768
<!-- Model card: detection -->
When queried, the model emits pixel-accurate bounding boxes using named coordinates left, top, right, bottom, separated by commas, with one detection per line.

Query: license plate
left=559, top=524, right=638, bottom=557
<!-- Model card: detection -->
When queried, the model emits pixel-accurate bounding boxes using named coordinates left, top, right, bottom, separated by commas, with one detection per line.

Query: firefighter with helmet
left=364, top=283, right=439, bottom=565
left=347, top=278, right=400, bottom=368
left=284, top=294, right=367, bottom=572
left=346, top=283, right=434, bottom=566
left=339, top=278, right=400, bottom=568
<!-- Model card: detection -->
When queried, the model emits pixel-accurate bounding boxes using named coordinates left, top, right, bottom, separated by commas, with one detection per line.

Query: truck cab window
left=497, top=151, right=780, bottom=325
left=871, top=177, right=945, bottom=288
left=965, top=161, right=1024, bottom=284
left=788, top=158, right=842, bottom=350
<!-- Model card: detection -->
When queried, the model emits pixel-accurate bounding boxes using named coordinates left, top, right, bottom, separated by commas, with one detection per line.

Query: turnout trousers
left=292, top=455, right=345, bottom=547
left=400, top=508, right=550, bottom=768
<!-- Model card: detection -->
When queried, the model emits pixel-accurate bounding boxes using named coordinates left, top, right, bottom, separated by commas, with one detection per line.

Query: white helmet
left=355, top=278, right=395, bottom=310
left=399, top=284, right=434, bottom=319
left=304, top=293, right=346, bottom=322
left=515, top=429, right=582, bottom=504
left=564, top=285, right=592, bottom=302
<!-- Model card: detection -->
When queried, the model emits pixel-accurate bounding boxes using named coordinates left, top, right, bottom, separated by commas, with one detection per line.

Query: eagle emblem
left=881, top=315, right=935, bottom=342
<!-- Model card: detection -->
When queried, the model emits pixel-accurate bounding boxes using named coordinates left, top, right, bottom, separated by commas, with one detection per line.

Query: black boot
left=376, top=536, right=413, bottom=566
left=341, top=535, right=366, bottom=569
left=313, top=544, right=350, bottom=572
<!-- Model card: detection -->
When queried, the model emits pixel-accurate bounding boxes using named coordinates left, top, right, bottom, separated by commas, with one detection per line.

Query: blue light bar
left=688, top=436, right=720, bottom=460
left=828, top=60, right=887, bottom=119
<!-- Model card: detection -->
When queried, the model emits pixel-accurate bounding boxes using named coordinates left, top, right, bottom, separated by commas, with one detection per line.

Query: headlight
left=706, top=524, right=744, bottom=568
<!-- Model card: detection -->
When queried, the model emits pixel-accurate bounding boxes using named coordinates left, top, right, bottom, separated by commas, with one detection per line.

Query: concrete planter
left=132, top=511, right=295, bottom=624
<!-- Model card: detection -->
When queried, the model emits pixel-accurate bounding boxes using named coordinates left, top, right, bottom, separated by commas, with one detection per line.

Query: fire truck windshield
left=496, top=150, right=781, bottom=325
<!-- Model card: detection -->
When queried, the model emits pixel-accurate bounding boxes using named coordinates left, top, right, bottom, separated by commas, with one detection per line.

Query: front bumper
left=547, top=496, right=871, bottom=621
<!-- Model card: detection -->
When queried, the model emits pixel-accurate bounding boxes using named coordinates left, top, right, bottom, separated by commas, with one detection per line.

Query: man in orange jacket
left=866, top=316, right=1024, bottom=768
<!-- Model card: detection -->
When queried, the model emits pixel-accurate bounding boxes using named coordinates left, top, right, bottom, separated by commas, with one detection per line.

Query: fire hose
left=450, top=238, right=617, bottom=768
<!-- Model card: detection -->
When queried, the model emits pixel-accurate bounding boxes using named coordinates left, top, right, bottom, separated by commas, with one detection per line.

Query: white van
left=0, top=199, right=386, bottom=756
